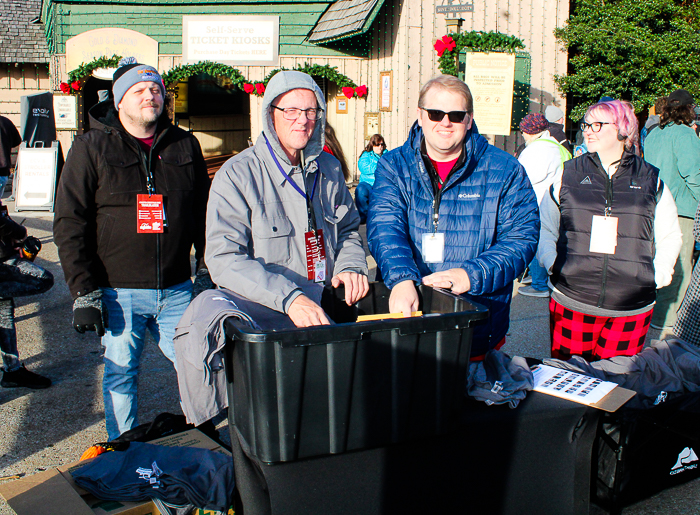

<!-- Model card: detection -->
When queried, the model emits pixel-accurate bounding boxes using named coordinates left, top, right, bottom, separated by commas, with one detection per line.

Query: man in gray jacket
left=205, top=71, right=368, bottom=326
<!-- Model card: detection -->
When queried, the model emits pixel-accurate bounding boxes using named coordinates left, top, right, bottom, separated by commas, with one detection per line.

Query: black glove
left=73, top=290, right=107, bottom=336
left=192, top=267, right=215, bottom=300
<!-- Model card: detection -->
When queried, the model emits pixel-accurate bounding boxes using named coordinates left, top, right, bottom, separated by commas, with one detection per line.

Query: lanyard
left=264, top=134, right=320, bottom=232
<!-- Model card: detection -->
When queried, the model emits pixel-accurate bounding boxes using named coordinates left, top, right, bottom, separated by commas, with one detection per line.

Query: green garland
left=161, top=61, right=247, bottom=91
left=67, top=54, right=123, bottom=84
left=64, top=56, right=362, bottom=98
left=437, top=31, right=525, bottom=77
left=263, top=64, right=357, bottom=89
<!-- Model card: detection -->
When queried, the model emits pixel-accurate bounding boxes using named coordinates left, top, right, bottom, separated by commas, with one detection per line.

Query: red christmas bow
left=434, top=35, right=456, bottom=57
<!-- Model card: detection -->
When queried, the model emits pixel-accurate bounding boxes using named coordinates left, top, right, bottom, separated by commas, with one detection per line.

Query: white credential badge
left=422, top=232, right=445, bottom=263
left=589, top=215, right=618, bottom=254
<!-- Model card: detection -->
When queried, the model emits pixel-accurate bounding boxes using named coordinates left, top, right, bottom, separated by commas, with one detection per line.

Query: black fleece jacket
left=53, top=101, right=210, bottom=299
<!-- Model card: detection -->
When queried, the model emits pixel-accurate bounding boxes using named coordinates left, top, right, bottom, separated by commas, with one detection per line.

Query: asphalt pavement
left=0, top=205, right=698, bottom=514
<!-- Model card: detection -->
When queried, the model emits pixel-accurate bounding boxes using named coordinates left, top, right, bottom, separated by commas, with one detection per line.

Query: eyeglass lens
left=274, top=106, right=321, bottom=121
left=424, top=109, right=468, bottom=123
left=581, top=121, right=607, bottom=133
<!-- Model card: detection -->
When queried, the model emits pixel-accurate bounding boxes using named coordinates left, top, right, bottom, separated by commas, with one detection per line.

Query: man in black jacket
left=54, top=58, right=211, bottom=440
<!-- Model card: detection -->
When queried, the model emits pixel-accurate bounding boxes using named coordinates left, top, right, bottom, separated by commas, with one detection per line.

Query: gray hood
left=261, top=70, right=326, bottom=166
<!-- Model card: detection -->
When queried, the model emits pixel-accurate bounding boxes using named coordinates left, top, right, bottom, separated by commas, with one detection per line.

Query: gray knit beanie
left=112, top=57, right=165, bottom=110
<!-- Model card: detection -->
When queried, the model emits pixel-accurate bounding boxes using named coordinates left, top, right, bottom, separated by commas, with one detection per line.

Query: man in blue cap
left=54, top=58, right=211, bottom=439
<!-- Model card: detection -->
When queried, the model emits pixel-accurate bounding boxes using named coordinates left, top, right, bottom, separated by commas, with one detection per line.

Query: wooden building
left=0, top=0, right=51, bottom=129
left=43, top=0, right=569, bottom=177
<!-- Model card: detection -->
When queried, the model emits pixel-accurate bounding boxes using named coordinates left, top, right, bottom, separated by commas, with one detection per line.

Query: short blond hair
left=418, top=75, right=473, bottom=112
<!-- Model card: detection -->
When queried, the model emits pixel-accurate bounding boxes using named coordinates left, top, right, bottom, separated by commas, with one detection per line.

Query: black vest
left=551, top=152, right=659, bottom=310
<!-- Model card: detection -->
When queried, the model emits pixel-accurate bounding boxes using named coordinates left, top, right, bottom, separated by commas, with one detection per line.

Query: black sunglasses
left=420, top=108, right=469, bottom=123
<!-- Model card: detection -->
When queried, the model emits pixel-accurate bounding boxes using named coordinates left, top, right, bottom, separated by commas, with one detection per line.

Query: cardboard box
left=0, top=429, right=231, bottom=515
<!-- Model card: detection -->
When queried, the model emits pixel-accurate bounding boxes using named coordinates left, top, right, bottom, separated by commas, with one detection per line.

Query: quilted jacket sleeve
left=367, top=153, right=421, bottom=289
left=460, top=163, right=540, bottom=296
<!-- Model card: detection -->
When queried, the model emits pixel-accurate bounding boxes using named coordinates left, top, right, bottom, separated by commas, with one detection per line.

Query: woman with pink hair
left=537, top=99, right=683, bottom=361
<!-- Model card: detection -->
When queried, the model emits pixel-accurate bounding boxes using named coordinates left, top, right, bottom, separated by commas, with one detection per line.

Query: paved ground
left=0, top=204, right=698, bottom=514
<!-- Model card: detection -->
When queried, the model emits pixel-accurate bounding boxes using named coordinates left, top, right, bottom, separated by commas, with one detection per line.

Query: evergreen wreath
left=435, top=31, right=525, bottom=76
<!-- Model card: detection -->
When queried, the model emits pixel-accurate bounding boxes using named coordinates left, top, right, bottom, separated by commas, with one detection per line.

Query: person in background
left=0, top=115, right=21, bottom=196
left=54, top=57, right=211, bottom=440
left=539, top=99, right=682, bottom=361
left=0, top=204, right=53, bottom=389
left=544, top=105, right=573, bottom=155
left=673, top=202, right=700, bottom=346
left=355, top=133, right=386, bottom=224
left=323, top=123, right=351, bottom=183
left=368, top=75, right=539, bottom=360
left=644, top=89, right=700, bottom=333
left=640, top=97, right=665, bottom=153
left=517, top=113, right=571, bottom=298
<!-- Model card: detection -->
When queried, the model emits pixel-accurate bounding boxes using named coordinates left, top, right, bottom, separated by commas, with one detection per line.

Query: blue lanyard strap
left=264, top=133, right=318, bottom=201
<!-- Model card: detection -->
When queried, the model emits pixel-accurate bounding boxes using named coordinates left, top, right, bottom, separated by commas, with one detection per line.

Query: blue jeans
left=101, top=280, right=192, bottom=440
left=355, top=182, right=372, bottom=223
left=529, top=258, right=549, bottom=291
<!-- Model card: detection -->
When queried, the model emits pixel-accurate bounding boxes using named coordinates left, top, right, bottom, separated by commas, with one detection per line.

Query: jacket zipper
left=116, top=126, right=169, bottom=290
left=597, top=164, right=614, bottom=308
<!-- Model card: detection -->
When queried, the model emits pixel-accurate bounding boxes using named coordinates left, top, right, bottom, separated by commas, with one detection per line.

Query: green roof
left=308, top=0, right=385, bottom=44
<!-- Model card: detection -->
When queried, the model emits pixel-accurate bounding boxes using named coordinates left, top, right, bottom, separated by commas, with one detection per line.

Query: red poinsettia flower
left=70, top=80, right=81, bottom=92
left=355, top=85, right=368, bottom=98
left=255, top=83, right=265, bottom=95
left=342, top=86, right=355, bottom=99
left=60, top=82, right=71, bottom=94
left=243, top=83, right=254, bottom=94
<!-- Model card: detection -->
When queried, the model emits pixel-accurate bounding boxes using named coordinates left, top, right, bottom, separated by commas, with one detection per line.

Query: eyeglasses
left=271, top=105, right=323, bottom=121
left=580, top=121, right=613, bottom=133
left=420, top=108, right=469, bottom=123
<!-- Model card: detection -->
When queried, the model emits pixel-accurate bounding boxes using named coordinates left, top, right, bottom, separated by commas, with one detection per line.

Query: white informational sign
left=465, top=52, right=516, bottom=136
left=65, top=28, right=159, bottom=71
left=53, top=95, right=78, bottom=130
left=182, top=15, right=279, bottom=66
left=15, top=142, right=59, bottom=212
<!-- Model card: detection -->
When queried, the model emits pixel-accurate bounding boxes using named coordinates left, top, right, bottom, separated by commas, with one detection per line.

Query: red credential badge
left=137, top=194, right=164, bottom=233
left=305, top=229, right=327, bottom=282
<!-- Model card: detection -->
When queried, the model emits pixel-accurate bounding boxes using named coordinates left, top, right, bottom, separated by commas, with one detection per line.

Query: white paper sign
left=15, top=143, right=59, bottom=211
left=53, top=95, right=77, bottom=130
left=464, top=52, right=516, bottom=136
left=183, top=15, right=279, bottom=66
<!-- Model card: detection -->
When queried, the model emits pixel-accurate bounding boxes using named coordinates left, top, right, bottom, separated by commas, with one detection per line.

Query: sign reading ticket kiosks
left=15, top=141, right=60, bottom=212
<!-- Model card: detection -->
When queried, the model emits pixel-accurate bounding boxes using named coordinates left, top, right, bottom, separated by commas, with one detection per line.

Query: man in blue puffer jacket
left=367, top=75, right=539, bottom=358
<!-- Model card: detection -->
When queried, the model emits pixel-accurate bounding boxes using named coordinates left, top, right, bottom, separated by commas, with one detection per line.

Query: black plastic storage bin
left=224, top=283, right=488, bottom=463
